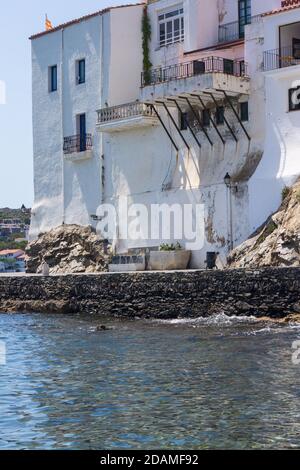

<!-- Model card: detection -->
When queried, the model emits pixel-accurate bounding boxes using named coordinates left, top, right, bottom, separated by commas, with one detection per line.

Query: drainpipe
left=61, top=28, right=65, bottom=224
left=100, top=14, right=105, bottom=205
left=224, top=173, right=234, bottom=252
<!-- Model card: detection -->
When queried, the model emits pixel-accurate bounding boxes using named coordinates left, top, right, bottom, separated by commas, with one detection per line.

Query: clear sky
left=0, top=0, right=126, bottom=209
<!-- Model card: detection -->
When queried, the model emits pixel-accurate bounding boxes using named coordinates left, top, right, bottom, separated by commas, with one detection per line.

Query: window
left=77, top=113, right=87, bottom=151
left=293, top=38, right=300, bottom=59
left=77, top=59, right=86, bottom=85
left=216, top=106, right=225, bottom=125
left=202, top=109, right=211, bottom=127
left=158, top=6, right=184, bottom=47
left=240, top=102, right=249, bottom=121
left=238, top=0, right=251, bottom=39
left=289, top=86, right=300, bottom=111
left=49, top=65, right=57, bottom=92
left=180, top=112, right=188, bottom=130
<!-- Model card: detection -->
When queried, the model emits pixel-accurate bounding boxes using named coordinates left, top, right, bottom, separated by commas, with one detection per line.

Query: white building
left=30, top=0, right=300, bottom=268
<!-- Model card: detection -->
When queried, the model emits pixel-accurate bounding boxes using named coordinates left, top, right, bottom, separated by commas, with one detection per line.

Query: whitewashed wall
left=248, top=9, right=300, bottom=232
left=30, top=5, right=144, bottom=240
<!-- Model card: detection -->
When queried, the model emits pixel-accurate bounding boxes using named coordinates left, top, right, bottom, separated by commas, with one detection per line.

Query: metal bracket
left=150, top=104, right=179, bottom=152
left=156, top=101, right=190, bottom=150
left=219, top=90, right=251, bottom=141
left=168, top=98, right=202, bottom=149
left=180, top=96, right=213, bottom=146
left=203, top=92, right=238, bottom=143
left=191, top=93, right=225, bottom=145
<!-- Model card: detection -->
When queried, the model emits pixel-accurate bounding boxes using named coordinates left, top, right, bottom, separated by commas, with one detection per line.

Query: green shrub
left=159, top=242, right=182, bottom=252
left=282, top=186, right=291, bottom=201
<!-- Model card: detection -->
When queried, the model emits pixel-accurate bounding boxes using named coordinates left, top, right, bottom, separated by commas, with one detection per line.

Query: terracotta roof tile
left=263, top=2, right=300, bottom=17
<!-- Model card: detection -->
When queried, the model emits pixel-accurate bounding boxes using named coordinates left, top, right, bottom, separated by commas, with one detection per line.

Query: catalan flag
left=45, top=14, right=53, bottom=31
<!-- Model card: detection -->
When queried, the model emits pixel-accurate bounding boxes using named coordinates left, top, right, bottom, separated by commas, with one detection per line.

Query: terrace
left=218, top=15, right=261, bottom=44
left=264, top=21, right=300, bottom=72
left=97, top=101, right=158, bottom=133
left=63, top=134, right=93, bottom=162
left=141, top=57, right=250, bottom=102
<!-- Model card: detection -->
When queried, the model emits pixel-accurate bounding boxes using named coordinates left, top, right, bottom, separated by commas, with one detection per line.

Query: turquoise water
left=0, top=313, right=300, bottom=450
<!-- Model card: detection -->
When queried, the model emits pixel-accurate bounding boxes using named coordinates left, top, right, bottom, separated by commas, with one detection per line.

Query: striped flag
left=45, top=14, right=53, bottom=31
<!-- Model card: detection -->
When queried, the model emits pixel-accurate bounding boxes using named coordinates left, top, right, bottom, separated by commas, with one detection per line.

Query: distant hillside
left=0, top=207, right=31, bottom=225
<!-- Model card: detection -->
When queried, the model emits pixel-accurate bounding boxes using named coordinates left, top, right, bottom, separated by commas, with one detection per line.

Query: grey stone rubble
left=26, top=225, right=110, bottom=274
left=0, top=268, right=300, bottom=319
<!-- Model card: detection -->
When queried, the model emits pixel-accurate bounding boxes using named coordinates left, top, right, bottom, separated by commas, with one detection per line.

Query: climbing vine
left=142, top=6, right=152, bottom=85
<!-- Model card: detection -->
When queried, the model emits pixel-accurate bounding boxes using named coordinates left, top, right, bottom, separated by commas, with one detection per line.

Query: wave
left=154, top=313, right=259, bottom=327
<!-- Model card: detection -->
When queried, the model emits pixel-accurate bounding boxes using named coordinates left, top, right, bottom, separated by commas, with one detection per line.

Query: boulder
left=228, top=179, right=300, bottom=268
left=26, top=225, right=110, bottom=274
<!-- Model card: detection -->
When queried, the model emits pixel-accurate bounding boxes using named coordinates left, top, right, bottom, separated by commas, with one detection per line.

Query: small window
left=180, top=112, right=188, bottom=130
left=49, top=65, right=57, bottom=92
left=202, top=109, right=211, bottom=127
left=77, top=59, right=86, bottom=85
left=216, top=106, right=225, bottom=125
left=240, top=102, right=249, bottom=121
left=289, top=86, right=300, bottom=112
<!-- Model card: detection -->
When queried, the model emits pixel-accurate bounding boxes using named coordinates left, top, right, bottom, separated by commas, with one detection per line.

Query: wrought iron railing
left=97, top=101, right=155, bottom=124
left=218, top=15, right=262, bottom=44
left=63, top=134, right=92, bottom=154
left=141, top=57, right=248, bottom=87
left=264, top=46, right=300, bottom=72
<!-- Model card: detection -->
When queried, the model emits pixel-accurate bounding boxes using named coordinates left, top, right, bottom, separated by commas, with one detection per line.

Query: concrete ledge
left=1, top=267, right=300, bottom=319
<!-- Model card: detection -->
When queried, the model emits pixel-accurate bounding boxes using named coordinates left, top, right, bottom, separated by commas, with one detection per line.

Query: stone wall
left=0, top=268, right=300, bottom=319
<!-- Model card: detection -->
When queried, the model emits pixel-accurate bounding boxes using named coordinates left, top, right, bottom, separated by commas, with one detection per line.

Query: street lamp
left=224, top=172, right=231, bottom=188
left=224, top=173, right=233, bottom=251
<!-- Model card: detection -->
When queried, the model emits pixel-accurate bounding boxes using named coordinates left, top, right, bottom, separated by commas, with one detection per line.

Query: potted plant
left=149, top=243, right=191, bottom=271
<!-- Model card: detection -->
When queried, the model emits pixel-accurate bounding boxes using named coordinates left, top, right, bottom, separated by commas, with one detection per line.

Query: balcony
left=264, top=46, right=300, bottom=72
left=141, top=57, right=250, bottom=101
left=97, top=101, right=158, bottom=133
left=218, top=15, right=261, bottom=44
left=63, top=134, right=93, bottom=162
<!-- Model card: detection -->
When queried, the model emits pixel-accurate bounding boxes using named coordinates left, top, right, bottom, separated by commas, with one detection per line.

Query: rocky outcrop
left=26, top=225, right=110, bottom=274
left=229, top=180, right=300, bottom=268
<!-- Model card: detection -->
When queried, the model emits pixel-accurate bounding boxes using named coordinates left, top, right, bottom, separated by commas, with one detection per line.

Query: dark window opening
left=77, top=113, right=87, bottom=151
left=49, top=65, right=57, bottom=92
left=240, top=102, right=249, bottom=121
left=202, top=109, right=211, bottom=127
left=293, top=38, right=300, bottom=59
left=289, top=86, right=300, bottom=111
left=216, top=106, right=225, bottom=125
left=239, top=0, right=251, bottom=39
left=77, top=59, right=86, bottom=85
left=180, top=112, right=188, bottom=130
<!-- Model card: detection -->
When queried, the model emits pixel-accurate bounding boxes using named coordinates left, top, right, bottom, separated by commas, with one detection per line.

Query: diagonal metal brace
left=156, top=101, right=190, bottom=150
left=191, top=93, right=225, bottom=145
left=180, top=96, right=213, bottom=146
left=150, top=104, right=179, bottom=152
left=219, top=90, right=251, bottom=141
left=203, top=92, right=238, bottom=142
left=168, top=98, right=202, bottom=149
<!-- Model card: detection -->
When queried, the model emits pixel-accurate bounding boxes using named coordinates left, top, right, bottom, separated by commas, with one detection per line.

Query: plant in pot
left=149, top=243, right=191, bottom=271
